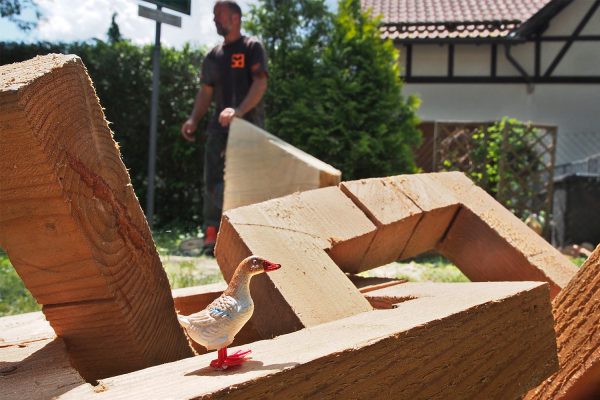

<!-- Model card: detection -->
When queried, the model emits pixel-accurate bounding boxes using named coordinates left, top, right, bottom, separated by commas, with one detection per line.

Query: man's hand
left=218, top=107, right=239, bottom=127
left=181, top=118, right=198, bottom=142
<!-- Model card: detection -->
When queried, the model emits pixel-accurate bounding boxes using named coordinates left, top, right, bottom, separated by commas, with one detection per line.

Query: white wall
left=404, top=83, right=600, bottom=165
left=398, top=1, right=600, bottom=166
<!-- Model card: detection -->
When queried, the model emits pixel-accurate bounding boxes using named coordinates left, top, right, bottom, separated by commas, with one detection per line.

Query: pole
left=146, top=5, right=162, bottom=228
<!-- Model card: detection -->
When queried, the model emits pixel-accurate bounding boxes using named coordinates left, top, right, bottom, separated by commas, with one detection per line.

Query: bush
left=0, top=251, right=40, bottom=316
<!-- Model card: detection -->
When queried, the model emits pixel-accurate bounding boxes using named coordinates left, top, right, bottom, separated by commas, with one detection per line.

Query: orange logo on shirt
left=231, top=53, right=245, bottom=68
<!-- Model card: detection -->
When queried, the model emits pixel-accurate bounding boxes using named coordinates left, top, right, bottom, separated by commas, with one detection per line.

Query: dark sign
left=141, top=0, right=191, bottom=15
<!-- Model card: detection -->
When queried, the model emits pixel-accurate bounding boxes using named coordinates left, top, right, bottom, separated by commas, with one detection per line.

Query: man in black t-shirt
left=181, top=1, right=268, bottom=255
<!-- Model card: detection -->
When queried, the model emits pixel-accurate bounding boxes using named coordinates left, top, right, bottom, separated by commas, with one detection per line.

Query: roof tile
left=362, top=0, right=553, bottom=40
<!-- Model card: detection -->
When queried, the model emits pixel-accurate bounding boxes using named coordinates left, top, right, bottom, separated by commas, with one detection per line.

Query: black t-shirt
left=201, top=36, right=268, bottom=133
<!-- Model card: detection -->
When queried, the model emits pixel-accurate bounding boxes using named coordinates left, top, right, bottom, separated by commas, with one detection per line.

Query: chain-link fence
left=416, top=120, right=557, bottom=237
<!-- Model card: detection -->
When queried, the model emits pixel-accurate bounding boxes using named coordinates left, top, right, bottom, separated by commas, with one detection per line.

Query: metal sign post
left=138, top=1, right=187, bottom=228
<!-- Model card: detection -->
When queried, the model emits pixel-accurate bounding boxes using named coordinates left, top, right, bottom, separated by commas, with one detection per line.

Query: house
left=362, top=0, right=600, bottom=169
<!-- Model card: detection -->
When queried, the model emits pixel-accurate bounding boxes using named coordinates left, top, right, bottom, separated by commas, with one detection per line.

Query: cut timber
left=340, top=172, right=575, bottom=296
left=223, top=118, right=341, bottom=211
left=526, top=244, right=600, bottom=400
left=57, top=281, right=557, bottom=400
left=216, top=187, right=375, bottom=338
left=340, top=175, right=460, bottom=270
left=216, top=171, right=574, bottom=339
left=0, top=54, right=192, bottom=381
left=1, top=337, right=85, bottom=400
left=432, top=172, right=577, bottom=298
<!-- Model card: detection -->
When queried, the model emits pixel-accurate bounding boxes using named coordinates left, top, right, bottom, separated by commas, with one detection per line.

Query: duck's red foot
left=210, top=348, right=252, bottom=370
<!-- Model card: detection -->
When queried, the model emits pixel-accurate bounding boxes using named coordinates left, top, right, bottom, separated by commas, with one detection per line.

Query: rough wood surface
left=56, top=281, right=557, bottom=400
left=223, top=118, right=341, bottom=211
left=338, top=173, right=574, bottom=293
left=0, top=54, right=193, bottom=381
left=1, top=337, right=85, bottom=400
left=432, top=172, right=577, bottom=298
left=526, top=244, right=600, bottom=400
left=216, top=187, right=375, bottom=338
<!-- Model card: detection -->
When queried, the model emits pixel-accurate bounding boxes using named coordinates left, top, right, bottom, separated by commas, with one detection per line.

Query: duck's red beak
left=262, top=260, right=281, bottom=272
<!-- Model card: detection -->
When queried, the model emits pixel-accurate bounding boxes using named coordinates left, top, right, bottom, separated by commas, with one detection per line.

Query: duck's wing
left=185, top=295, right=239, bottom=325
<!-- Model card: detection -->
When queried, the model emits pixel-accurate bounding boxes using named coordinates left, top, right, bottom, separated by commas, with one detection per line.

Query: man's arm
left=218, top=73, right=268, bottom=127
left=181, top=84, right=214, bottom=142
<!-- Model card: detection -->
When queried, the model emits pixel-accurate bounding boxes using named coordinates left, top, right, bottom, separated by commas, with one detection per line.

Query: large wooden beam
left=1, top=337, right=85, bottom=400
left=526, top=244, right=600, bottom=400
left=0, top=54, right=193, bottom=381
left=341, top=173, right=576, bottom=296
left=57, top=281, right=557, bottom=399
left=223, top=118, right=341, bottom=211
left=431, top=172, right=577, bottom=298
left=216, top=187, right=375, bottom=338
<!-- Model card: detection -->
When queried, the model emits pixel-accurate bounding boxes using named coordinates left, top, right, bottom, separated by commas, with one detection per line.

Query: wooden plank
left=0, top=54, right=192, bottom=381
left=1, top=338, right=85, bottom=400
left=223, top=118, right=341, bottom=211
left=57, top=281, right=557, bottom=400
left=216, top=186, right=375, bottom=338
left=526, top=244, right=600, bottom=400
left=432, top=172, right=577, bottom=298
left=340, top=178, right=422, bottom=271
left=390, top=174, right=461, bottom=259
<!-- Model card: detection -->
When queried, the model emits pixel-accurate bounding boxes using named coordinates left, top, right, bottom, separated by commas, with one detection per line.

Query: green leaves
left=248, top=0, right=421, bottom=180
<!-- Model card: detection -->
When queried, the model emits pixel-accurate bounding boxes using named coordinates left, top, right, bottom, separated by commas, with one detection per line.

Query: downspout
left=504, top=42, right=535, bottom=93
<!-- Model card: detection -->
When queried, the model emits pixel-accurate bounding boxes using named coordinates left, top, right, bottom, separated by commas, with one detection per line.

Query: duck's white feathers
left=178, top=294, right=254, bottom=350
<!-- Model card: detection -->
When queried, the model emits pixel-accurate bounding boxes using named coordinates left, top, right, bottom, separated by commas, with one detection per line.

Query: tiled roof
left=361, top=0, right=554, bottom=40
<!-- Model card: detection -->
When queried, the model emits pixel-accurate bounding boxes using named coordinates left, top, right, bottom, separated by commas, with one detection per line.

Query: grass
left=0, top=249, right=41, bottom=316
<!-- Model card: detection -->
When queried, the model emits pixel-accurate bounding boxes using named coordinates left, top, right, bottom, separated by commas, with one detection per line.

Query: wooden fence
left=416, top=120, right=557, bottom=236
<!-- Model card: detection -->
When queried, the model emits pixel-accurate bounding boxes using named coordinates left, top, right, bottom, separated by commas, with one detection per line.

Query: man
left=181, top=1, right=268, bottom=256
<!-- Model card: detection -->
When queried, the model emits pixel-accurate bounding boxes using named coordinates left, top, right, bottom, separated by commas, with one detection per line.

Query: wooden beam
left=0, top=54, right=193, bottom=381
left=223, top=118, right=341, bottom=211
left=57, top=281, right=557, bottom=400
left=1, top=338, right=85, bottom=400
left=432, top=172, right=577, bottom=298
left=526, top=244, right=600, bottom=400
left=216, top=186, right=375, bottom=338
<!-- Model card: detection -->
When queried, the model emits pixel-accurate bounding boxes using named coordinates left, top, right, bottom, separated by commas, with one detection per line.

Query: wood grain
left=216, top=186, right=375, bottom=338
left=223, top=118, right=341, bottom=211
left=57, top=281, right=557, bottom=400
left=433, top=172, right=577, bottom=298
left=526, top=244, right=600, bottom=400
left=0, top=54, right=193, bottom=381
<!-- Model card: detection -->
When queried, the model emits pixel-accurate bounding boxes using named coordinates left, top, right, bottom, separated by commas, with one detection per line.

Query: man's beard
left=216, top=24, right=230, bottom=36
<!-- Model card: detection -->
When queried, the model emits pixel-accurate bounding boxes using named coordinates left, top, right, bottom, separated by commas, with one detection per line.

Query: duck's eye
left=252, top=258, right=259, bottom=266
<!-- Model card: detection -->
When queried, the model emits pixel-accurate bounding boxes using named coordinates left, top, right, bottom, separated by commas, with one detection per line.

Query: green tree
left=315, top=0, right=420, bottom=178
left=0, top=0, right=40, bottom=31
left=246, top=0, right=332, bottom=139
left=248, top=0, right=420, bottom=180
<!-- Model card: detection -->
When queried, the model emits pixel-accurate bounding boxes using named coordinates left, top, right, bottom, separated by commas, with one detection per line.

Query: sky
left=1, top=0, right=337, bottom=49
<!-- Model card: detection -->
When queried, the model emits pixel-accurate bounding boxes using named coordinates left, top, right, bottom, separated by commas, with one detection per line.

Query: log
left=1, top=337, right=85, bottom=400
left=338, top=173, right=575, bottom=295
left=526, top=244, right=600, bottom=400
left=0, top=54, right=192, bottom=381
left=432, top=172, right=577, bottom=298
left=216, top=186, right=375, bottom=338
left=57, top=281, right=558, bottom=400
left=223, top=118, right=341, bottom=211
left=340, top=175, right=460, bottom=270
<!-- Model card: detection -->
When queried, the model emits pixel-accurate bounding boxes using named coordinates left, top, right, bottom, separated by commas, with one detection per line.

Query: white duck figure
left=177, top=255, right=281, bottom=369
